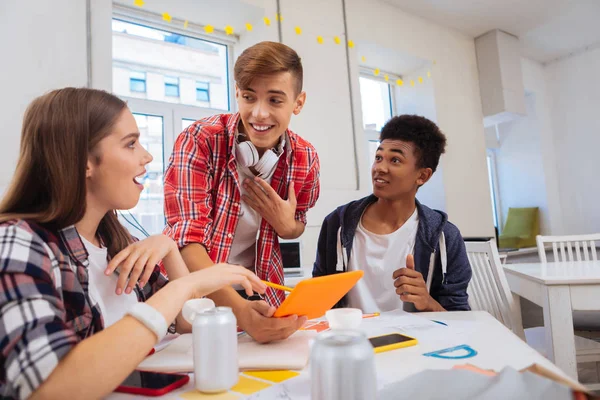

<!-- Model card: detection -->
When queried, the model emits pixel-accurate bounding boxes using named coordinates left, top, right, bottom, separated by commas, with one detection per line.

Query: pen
left=261, top=280, right=294, bottom=292
left=362, top=312, right=380, bottom=319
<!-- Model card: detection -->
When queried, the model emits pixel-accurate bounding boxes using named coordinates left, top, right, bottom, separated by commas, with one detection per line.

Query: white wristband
left=126, top=302, right=168, bottom=343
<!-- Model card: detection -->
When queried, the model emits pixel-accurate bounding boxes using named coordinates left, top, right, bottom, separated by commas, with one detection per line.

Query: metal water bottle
left=192, top=306, right=238, bottom=393
left=310, top=330, right=377, bottom=400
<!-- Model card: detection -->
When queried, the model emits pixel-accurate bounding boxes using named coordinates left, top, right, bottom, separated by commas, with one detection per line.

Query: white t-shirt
left=81, top=236, right=138, bottom=327
left=227, top=164, right=275, bottom=271
left=347, top=209, right=419, bottom=313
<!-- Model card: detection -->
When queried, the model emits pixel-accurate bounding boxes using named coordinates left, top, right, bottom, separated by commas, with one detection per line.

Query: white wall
left=0, top=0, right=89, bottom=192
left=494, top=94, right=551, bottom=234
left=546, top=47, right=600, bottom=234
left=393, top=63, right=447, bottom=213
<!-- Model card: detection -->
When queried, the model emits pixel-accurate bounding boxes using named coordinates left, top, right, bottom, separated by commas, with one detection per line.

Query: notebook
left=137, top=330, right=317, bottom=373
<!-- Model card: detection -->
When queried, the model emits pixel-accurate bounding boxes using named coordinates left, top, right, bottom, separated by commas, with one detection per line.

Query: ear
left=293, top=91, right=306, bottom=115
left=235, top=83, right=240, bottom=101
left=416, top=168, right=433, bottom=187
left=86, top=157, right=94, bottom=179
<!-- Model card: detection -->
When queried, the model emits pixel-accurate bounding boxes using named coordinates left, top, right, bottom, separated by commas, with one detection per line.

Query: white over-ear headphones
left=235, top=133, right=285, bottom=178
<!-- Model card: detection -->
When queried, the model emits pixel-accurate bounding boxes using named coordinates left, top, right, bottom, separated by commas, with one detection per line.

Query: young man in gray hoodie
left=313, top=115, right=471, bottom=312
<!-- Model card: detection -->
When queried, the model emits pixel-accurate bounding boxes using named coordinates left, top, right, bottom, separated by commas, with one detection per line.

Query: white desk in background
left=504, top=261, right=600, bottom=380
left=109, top=311, right=573, bottom=399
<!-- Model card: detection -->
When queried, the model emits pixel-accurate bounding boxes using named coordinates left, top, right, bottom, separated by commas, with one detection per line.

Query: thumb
left=406, top=254, right=415, bottom=270
left=288, top=184, right=297, bottom=204
left=252, top=300, right=276, bottom=317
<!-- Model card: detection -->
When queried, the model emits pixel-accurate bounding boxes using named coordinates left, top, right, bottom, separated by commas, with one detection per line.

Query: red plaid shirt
left=0, top=220, right=169, bottom=399
left=163, top=113, right=320, bottom=305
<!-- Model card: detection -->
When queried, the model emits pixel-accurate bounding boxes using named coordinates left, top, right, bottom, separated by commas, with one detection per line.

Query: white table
left=504, top=261, right=600, bottom=380
left=110, top=311, right=572, bottom=399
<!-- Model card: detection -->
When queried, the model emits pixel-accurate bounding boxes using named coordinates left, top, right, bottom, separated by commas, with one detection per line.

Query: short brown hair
left=234, top=41, right=303, bottom=95
left=0, top=88, right=133, bottom=257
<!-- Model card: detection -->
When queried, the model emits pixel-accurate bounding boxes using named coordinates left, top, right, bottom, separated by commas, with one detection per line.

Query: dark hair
left=379, top=115, right=446, bottom=173
left=0, top=87, right=133, bottom=257
left=234, top=41, right=303, bottom=95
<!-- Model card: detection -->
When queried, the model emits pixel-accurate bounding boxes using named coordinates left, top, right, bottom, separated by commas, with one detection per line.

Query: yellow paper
left=418, top=76, right=423, bottom=83
left=245, top=23, right=253, bottom=31
left=427, top=70, right=431, bottom=78
left=317, top=36, right=324, bottom=44
left=396, top=79, right=404, bottom=86
left=179, top=390, right=239, bottom=400
left=384, top=74, right=389, bottom=82
left=204, top=25, right=214, bottom=34
left=183, top=20, right=189, bottom=29
left=133, top=0, right=144, bottom=7
left=275, top=13, right=283, bottom=22
left=373, top=68, right=380, bottom=76
left=333, top=36, right=341, bottom=44
left=410, top=79, right=415, bottom=86
left=243, top=370, right=300, bottom=383
left=348, top=40, right=355, bottom=48
left=294, top=26, right=302, bottom=35
left=162, top=13, right=172, bottom=23
left=230, top=376, right=271, bottom=395
left=225, top=25, right=234, bottom=35
left=361, top=56, right=366, bottom=62
left=263, top=17, right=271, bottom=26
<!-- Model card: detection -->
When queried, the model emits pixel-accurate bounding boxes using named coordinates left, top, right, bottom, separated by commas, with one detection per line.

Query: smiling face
left=371, top=139, right=432, bottom=201
left=86, top=108, right=153, bottom=212
left=235, top=72, right=305, bottom=154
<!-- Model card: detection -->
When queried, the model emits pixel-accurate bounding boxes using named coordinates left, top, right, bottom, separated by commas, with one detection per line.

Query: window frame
left=359, top=70, right=397, bottom=132
left=486, top=149, right=503, bottom=232
left=112, top=4, right=235, bottom=112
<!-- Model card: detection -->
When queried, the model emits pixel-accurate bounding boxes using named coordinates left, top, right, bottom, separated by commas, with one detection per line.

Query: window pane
left=182, top=118, right=196, bottom=131
left=121, top=113, right=165, bottom=236
left=165, top=79, right=180, bottom=97
left=112, top=19, right=229, bottom=110
left=359, top=76, right=393, bottom=131
left=196, top=89, right=209, bottom=102
left=130, top=79, right=146, bottom=93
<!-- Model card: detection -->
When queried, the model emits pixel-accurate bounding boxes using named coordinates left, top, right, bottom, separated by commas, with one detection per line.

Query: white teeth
left=252, top=124, right=272, bottom=132
left=134, top=172, right=145, bottom=184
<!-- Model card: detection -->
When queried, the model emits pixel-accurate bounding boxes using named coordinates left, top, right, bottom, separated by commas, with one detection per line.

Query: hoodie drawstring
left=336, top=227, right=347, bottom=272
left=425, top=232, right=448, bottom=291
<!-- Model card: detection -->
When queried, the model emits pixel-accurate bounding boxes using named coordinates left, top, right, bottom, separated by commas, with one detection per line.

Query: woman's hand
left=106, top=234, right=177, bottom=295
left=186, top=264, right=267, bottom=299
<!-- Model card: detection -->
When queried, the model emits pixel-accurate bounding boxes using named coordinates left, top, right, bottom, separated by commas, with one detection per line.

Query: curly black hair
left=379, top=115, right=446, bottom=173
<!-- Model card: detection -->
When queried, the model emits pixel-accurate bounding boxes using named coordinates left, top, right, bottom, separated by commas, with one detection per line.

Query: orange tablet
left=273, top=271, right=364, bottom=320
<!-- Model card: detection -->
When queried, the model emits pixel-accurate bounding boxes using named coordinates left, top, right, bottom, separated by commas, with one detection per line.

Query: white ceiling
left=381, top=0, right=600, bottom=64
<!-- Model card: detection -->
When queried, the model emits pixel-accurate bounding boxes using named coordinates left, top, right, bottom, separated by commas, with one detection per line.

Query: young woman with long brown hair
left=0, top=87, right=266, bottom=399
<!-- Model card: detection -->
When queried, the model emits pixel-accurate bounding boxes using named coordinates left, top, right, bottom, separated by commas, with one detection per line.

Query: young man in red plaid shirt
left=163, top=42, right=320, bottom=343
